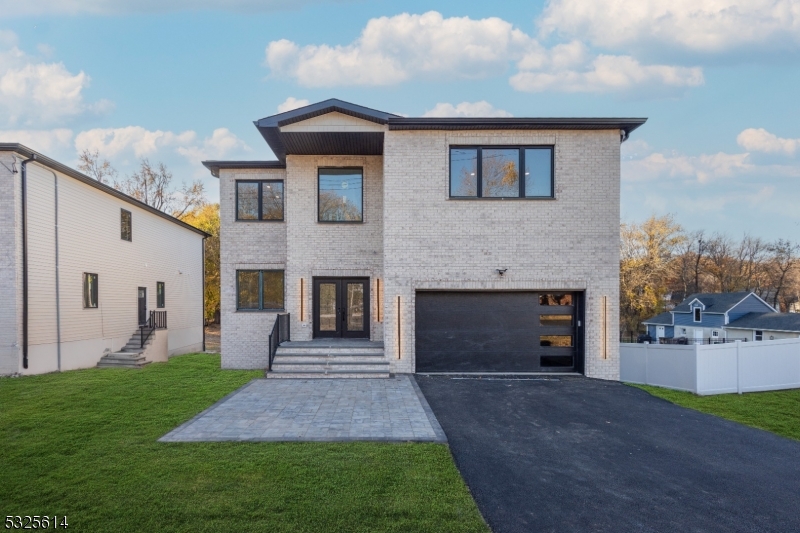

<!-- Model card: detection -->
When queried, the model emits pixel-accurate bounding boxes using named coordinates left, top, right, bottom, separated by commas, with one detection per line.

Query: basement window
left=83, top=273, right=98, bottom=309
left=449, top=146, right=554, bottom=199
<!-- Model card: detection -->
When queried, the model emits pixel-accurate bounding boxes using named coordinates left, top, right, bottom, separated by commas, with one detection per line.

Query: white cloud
left=0, top=33, right=111, bottom=125
left=624, top=151, right=753, bottom=183
left=265, top=11, right=705, bottom=96
left=0, top=0, right=339, bottom=17
left=422, top=101, right=512, bottom=118
left=510, top=54, right=704, bottom=94
left=277, top=97, right=310, bottom=113
left=176, top=128, right=251, bottom=162
left=538, top=0, right=800, bottom=54
left=737, top=128, right=800, bottom=155
left=0, top=128, right=73, bottom=152
left=266, top=11, right=534, bottom=86
left=74, top=126, right=196, bottom=159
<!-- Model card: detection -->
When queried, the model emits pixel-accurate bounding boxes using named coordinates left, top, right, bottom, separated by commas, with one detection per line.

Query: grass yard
left=0, top=354, right=487, bottom=533
left=634, top=385, right=800, bottom=441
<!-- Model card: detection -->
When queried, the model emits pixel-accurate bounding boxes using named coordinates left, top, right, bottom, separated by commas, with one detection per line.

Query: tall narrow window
left=236, top=181, right=284, bottom=221
left=318, top=168, right=363, bottom=222
left=157, top=282, right=165, bottom=308
left=83, top=273, right=98, bottom=308
left=121, top=209, right=132, bottom=241
left=237, top=270, right=285, bottom=310
left=693, top=308, right=701, bottom=322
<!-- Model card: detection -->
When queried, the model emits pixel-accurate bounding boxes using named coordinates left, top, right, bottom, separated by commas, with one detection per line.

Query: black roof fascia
left=387, top=117, right=647, bottom=137
left=1, top=143, right=209, bottom=237
left=202, top=160, right=286, bottom=178
left=254, top=99, right=398, bottom=161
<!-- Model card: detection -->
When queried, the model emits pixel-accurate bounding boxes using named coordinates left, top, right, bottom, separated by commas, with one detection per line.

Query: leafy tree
left=180, top=204, right=220, bottom=322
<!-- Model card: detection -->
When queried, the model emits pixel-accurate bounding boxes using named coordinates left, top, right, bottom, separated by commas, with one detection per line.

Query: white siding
left=22, top=162, right=204, bottom=374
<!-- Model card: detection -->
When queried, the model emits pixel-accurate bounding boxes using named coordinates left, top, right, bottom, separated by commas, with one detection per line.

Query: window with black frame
left=157, top=282, right=165, bottom=308
left=449, top=146, right=553, bottom=199
left=83, top=273, right=98, bottom=308
left=318, top=168, right=363, bottom=222
left=237, top=270, right=284, bottom=311
left=120, top=209, right=132, bottom=241
left=236, top=180, right=284, bottom=221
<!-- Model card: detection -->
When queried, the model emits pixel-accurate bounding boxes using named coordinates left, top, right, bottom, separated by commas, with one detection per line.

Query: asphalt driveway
left=415, top=375, right=800, bottom=533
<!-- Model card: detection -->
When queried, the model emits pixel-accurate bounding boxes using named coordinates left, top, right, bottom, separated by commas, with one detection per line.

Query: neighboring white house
left=0, top=144, right=207, bottom=375
left=204, top=99, right=646, bottom=380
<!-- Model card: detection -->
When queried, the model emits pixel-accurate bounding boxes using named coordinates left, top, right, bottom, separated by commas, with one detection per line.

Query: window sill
left=447, top=197, right=556, bottom=201
left=235, top=309, right=286, bottom=313
left=235, top=219, right=285, bottom=223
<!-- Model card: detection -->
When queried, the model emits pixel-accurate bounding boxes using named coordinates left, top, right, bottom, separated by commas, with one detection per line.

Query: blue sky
left=2, top=0, right=799, bottom=241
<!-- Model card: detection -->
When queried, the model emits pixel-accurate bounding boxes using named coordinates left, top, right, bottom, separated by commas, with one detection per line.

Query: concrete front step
left=97, top=352, right=150, bottom=369
left=272, top=363, right=390, bottom=373
left=102, top=352, right=145, bottom=360
left=267, top=370, right=391, bottom=379
left=273, top=354, right=388, bottom=364
left=275, top=347, right=385, bottom=357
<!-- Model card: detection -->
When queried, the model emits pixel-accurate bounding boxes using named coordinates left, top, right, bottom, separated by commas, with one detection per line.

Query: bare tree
left=766, top=239, right=800, bottom=311
left=114, top=159, right=206, bottom=218
left=77, top=149, right=117, bottom=184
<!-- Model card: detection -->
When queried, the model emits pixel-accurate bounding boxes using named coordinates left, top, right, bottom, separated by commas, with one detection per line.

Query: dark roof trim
left=0, top=143, right=209, bottom=237
left=387, top=117, right=647, bottom=136
left=202, top=160, right=286, bottom=178
left=254, top=98, right=399, bottom=129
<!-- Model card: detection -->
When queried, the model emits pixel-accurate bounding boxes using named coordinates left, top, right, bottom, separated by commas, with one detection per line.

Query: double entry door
left=313, top=278, right=370, bottom=338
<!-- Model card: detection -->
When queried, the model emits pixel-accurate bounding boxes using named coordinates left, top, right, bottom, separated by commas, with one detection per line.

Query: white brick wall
left=0, top=153, right=20, bottom=374
left=381, top=129, right=620, bottom=379
left=219, top=128, right=621, bottom=380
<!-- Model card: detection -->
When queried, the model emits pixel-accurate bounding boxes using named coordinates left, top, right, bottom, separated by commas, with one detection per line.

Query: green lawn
left=0, top=354, right=487, bottom=533
left=633, top=385, right=800, bottom=441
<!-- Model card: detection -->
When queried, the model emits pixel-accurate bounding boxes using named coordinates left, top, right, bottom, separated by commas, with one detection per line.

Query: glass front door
left=313, top=278, right=370, bottom=338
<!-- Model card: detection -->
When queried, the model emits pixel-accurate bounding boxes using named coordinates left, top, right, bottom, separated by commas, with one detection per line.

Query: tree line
left=620, top=215, right=800, bottom=338
left=78, top=150, right=220, bottom=322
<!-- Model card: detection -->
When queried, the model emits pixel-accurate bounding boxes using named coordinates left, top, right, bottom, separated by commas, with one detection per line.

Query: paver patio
left=159, top=375, right=446, bottom=442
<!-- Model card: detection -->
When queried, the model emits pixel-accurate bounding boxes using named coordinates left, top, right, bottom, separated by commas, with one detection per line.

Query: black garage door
left=415, top=291, right=582, bottom=373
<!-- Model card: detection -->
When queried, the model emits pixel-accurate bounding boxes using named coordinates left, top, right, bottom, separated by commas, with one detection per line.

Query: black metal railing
left=140, top=310, right=168, bottom=348
left=268, top=313, right=290, bottom=371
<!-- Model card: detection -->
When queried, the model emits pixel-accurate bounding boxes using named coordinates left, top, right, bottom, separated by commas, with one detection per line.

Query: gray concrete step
left=273, top=354, right=388, bottom=364
left=275, top=347, right=385, bottom=357
left=267, top=370, right=391, bottom=379
left=271, top=362, right=390, bottom=373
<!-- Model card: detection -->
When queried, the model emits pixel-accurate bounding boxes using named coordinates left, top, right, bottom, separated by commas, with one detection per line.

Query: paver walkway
left=160, top=375, right=446, bottom=442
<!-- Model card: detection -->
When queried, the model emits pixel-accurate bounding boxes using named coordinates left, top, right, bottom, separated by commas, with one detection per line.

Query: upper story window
left=693, top=308, right=702, bottom=322
left=236, top=180, right=284, bottom=221
left=157, top=282, right=165, bottom=308
left=450, top=146, right=553, bottom=199
left=121, top=209, right=132, bottom=241
left=83, top=273, right=98, bottom=309
left=318, top=168, right=363, bottom=222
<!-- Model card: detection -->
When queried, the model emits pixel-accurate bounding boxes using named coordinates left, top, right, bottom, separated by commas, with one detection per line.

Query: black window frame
left=235, top=180, right=285, bottom=222
left=449, top=145, right=555, bottom=199
left=120, top=209, right=132, bottom=241
left=83, top=273, right=98, bottom=309
left=317, top=167, right=364, bottom=224
left=236, top=269, right=285, bottom=311
left=157, top=281, right=165, bottom=308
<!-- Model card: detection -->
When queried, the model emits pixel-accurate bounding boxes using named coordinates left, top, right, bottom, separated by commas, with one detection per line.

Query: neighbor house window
left=237, top=270, right=284, bottom=311
left=236, top=180, right=284, bottom=221
left=83, top=273, right=98, bottom=308
left=450, top=146, right=553, bottom=198
left=755, top=330, right=763, bottom=341
left=693, top=308, right=701, bottom=322
left=121, top=209, right=132, bottom=241
left=157, top=282, right=165, bottom=308
left=318, top=168, right=363, bottom=222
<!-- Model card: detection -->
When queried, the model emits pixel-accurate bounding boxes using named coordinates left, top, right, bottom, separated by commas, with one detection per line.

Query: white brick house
left=0, top=144, right=206, bottom=375
left=204, top=99, right=645, bottom=380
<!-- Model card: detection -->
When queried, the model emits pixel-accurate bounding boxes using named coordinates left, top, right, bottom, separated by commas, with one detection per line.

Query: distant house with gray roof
left=642, top=292, right=800, bottom=343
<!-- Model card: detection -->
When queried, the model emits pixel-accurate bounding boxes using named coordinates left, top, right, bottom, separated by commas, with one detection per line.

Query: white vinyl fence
left=620, top=338, right=800, bottom=395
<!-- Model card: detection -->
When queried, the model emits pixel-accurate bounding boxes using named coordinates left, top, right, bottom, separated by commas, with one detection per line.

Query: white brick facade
left=218, top=123, right=621, bottom=380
